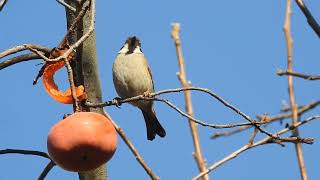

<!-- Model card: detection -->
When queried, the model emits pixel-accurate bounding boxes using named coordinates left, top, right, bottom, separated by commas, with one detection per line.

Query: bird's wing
left=147, top=64, right=155, bottom=91
left=145, top=59, right=155, bottom=92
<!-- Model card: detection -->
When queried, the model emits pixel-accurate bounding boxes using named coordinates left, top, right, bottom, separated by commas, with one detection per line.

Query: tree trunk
left=64, top=2, right=107, bottom=180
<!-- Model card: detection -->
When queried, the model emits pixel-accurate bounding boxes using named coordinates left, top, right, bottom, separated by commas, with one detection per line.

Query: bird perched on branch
left=112, top=36, right=166, bottom=141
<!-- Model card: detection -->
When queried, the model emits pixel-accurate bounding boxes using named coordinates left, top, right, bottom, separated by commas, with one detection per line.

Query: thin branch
left=56, top=0, right=76, bottom=12
left=0, top=149, right=50, bottom=159
left=58, top=1, right=90, bottom=48
left=41, top=0, right=93, bottom=63
left=86, top=95, right=312, bottom=145
left=64, top=57, right=80, bottom=111
left=248, top=115, right=265, bottom=145
left=0, top=0, right=8, bottom=11
left=103, top=112, right=160, bottom=180
left=0, top=44, right=51, bottom=60
left=157, top=87, right=253, bottom=122
left=152, top=97, right=264, bottom=129
left=87, top=86, right=308, bottom=142
left=38, top=160, right=55, bottom=180
left=211, top=100, right=320, bottom=139
left=277, top=70, right=320, bottom=80
left=295, top=0, right=320, bottom=38
left=211, top=126, right=248, bottom=139
left=284, top=1, right=308, bottom=179
left=33, top=63, right=47, bottom=85
left=0, top=0, right=92, bottom=68
left=86, top=95, right=266, bottom=129
left=88, top=86, right=255, bottom=123
left=193, top=115, right=320, bottom=180
left=68, top=0, right=95, bottom=54
left=0, top=53, right=46, bottom=70
left=258, top=100, right=320, bottom=123
left=171, top=22, right=209, bottom=180
left=34, top=1, right=90, bottom=110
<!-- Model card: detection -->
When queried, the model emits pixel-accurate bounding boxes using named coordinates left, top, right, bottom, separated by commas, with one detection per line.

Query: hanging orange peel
left=42, top=47, right=86, bottom=104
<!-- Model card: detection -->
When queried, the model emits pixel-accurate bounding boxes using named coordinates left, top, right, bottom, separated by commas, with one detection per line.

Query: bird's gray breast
left=112, top=53, right=154, bottom=102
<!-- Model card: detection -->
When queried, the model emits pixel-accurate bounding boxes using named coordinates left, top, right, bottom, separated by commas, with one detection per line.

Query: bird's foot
left=143, top=90, right=153, bottom=98
left=112, top=97, right=122, bottom=108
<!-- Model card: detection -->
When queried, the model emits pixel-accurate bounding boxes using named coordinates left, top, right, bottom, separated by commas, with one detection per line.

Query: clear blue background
left=1, top=0, right=320, bottom=179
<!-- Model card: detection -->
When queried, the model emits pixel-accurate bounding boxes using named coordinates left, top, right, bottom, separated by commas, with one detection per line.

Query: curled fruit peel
left=42, top=59, right=86, bottom=104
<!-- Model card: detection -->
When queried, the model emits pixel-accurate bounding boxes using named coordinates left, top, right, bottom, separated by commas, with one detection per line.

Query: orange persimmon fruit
left=47, top=112, right=117, bottom=172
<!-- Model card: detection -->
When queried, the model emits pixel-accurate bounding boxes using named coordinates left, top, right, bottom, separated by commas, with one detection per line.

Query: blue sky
left=1, top=0, right=320, bottom=179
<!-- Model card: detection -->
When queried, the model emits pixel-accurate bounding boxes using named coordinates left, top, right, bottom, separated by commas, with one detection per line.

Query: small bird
left=112, top=36, right=166, bottom=141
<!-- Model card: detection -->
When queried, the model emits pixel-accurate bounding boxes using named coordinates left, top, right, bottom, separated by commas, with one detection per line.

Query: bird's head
left=118, top=36, right=142, bottom=54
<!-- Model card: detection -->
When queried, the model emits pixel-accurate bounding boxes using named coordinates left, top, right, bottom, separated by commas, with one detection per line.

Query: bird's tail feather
left=142, top=109, right=166, bottom=141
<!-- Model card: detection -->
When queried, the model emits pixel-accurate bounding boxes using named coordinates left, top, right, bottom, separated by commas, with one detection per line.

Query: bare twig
left=248, top=115, right=266, bottom=145
left=86, top=90, right=312, bottom=144
left=110, top=86, right=306, bottom=142
left=33, top=63, right=47, bottom=85
left=56, top=0, right=76, bottom=12
left=295, top=0, right=320, bottom=38
left=35, top=1, right=90, bottom=110
left=0, top=149, right=55, bottom=179
left=89, top=86, right=256, bottom=124
left=211, top=126, right=248, bottom=139
left=0, top=53, right=48, bottom=70
left=86, top=86, right=319, bottom=144
left=86, top=92, right=266, bottom=129
left=0, top=44, right=50, bottom=60
left=38, top=160, right=55, bottom=180
left=0, top=149, right=50, bottom=159
left=284, top=1, right=308, bottom=179
left=277, top=70, right=320, bottom=80
left=64, top=58, right=80, bottom=111
left=41, top=0, right=93, bottom=64
left=211, top=100, right=320, bottom=139
left=0, top=0, right=92, bottom=68
left=156, top=98, right=261, bottom=129
left=0, top=0, right=8, bottom=11
left=58, top=1, right=90, bottom=48
left=171, top=22, right=209, bottom=180
left=152, top=97, right=265, bottom=129
left=68, top=0, right=95, bottom=55
left=258, top=101, right=320, bottom=124
left=103, top=112, right=160, bottom=180
left=193, top=115, right=320, bottom=180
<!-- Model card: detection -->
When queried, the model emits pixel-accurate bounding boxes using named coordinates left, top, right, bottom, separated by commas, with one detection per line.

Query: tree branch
left=86, top=92, right=313, bottom=144
left=284, top=1, right=308, bottom=179
left=85, top=89, right=267, bottom=129
left=103, top=112, right=160, bottom=180
left=0, top=0, right=92, bottom=70
left=0, top=149, right=50, bottom=159
left=170, top=22, right=209, bottom=180
left=277, top=70, right=320, bottom=80
left=56, top=0, right=76, bottom=12
left=64, top=57, right=80, bottom=111
left=211, top=100, right=320, bottom=139
left=295, top=0, right=320, bottom=38
left=193, top=115, right=320, bottom=180
left=0, top=44, right=50, bottom=60
left=38, top=160, right=56, bottom=180
left=0, top=53, right=48, bottom=70
left=0, top=0, right=8, bottom=11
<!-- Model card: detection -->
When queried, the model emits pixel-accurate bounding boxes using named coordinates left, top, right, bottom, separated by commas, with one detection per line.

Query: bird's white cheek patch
left=118, top=44, right=129, bottom=54
left=133, top=46, right=142, bottom=53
